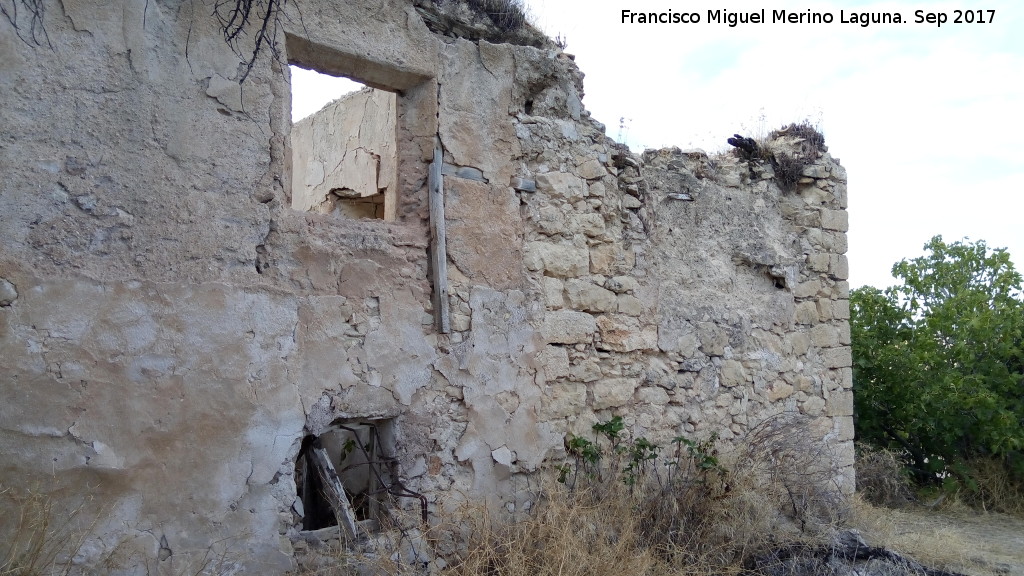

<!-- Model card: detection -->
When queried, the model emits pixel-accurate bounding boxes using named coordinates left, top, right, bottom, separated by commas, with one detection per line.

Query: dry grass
left=722, top=120, right=827, bottom=193
left=0, top=484, right=94, bottom=576
left=851, top=497, right=972, bottom=571
left=854, top=445, right=915, bottom=508
left=462, top=0, right=530, bottom=33
left=443, top=488, right=660, bottom=576
left=850, top=496, right=1024, bottom=576
left=440, top=415, right=847, bottom=576
left=949, top=457, right=1024, bottom=516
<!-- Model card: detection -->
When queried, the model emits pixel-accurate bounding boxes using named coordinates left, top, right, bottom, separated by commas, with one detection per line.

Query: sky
left=291, top=0, right=1023, bottom=291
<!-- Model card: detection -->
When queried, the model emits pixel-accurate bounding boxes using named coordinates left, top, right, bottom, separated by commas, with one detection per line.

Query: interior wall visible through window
left=289, top=65, right=398, bottom=221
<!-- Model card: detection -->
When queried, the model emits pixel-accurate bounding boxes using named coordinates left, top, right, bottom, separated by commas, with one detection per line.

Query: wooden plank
left=365, top=430, right=380, bottom=522
left=429, top=144, right=451, bottom=333
left=309, top=442, right=361, bottom=542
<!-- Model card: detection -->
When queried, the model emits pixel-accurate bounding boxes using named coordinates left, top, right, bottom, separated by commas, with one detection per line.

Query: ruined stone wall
left=0, top=0, right=850, bottom=572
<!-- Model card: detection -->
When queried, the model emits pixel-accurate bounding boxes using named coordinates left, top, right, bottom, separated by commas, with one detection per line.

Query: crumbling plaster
left=0, top=0, right=852, bottom=573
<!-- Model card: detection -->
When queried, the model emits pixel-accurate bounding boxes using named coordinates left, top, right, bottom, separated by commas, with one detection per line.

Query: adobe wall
left=0, top=0, right=851, bottom=572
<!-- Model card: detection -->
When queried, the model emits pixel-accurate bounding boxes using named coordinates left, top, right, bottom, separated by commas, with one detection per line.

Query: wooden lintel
left=429, top=145, right=451, bottom=334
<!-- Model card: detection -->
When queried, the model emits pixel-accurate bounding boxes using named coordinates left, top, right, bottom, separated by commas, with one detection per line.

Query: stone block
left=839, top=367, right=853, bottom=389
left=536, top=205, right=568, bottom=236
left=821, top=209, right=849, bottom=232
left=590, top=242, right=634, bottom=275
left=538, top=345, right=569, bottom=380
left=830, top=254, right=850, bottom=280
left=605, top=276, right=639, bottom=294
left=835, top=416, right=855, bottom=441
left=794, top=280, right=820, bottom=299
left=570, top=213, right=606, bottom=237
left=807, top=253, right=830, bottom=273
left=697, top=323, right=729, bottom=356
left=617, top=295, right=643, bottom=316
left=536, top=171, right=586, bottom=200
left=794, top=301, right=818, bottom=325
left=801, top=164, right=829, bottom=179
left=833, top=299, right=851, bottom=320
left=451, top=313, right=471, bottom=332
left=541, top=311, right=596, bottom=344
left=834, top=281, right=850, bottom=299
left=542, top=383, right=587, bottom=418
left=816, top=299, right=834, bottom=322
left=720, top=359, right=748, bottom=388
left=800, top=395, right=826, bottom=416
left=800, top=185, right=830, bottom=206
left=542, top=277, right=564, bottom=309
left=810, top=324, right=838, bottom=348
left=576, top=158, right=608, bottom=180
left=824, top=231, right=849, bottom=254
left=798, top=210, right=822, bottom=227
left=767, top=380, right=794, bottom=401
left=838, top=322, right=851, bottom=345
left=621, top=196, right=642, bottom=209
left=525, top=242, right=589, bottom=278
left=592, top=378, right=639, bottom=409
left=827, top=390, right=854, bottom=417
left=788, top=331, right=811, bottom=356
left=569, top=359, right=602, bottom=382
left=636, top=386, right=670, bottom=406
left=596, top=315, right=657, bottom=352
left=822, top=346, right=852, bottom=369
left=588, top=180, right=606, bottom=197
left=793, top=374, right=814, bottom=392
left=565, top=279, right=617, bottom=313
left=834, top=182, right=849, bottom=209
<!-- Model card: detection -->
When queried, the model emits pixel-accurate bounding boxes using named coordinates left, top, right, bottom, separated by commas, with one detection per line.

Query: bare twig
left=0, top=0, right=50, bottom=47
left=212, top=0, right=288, bottom=82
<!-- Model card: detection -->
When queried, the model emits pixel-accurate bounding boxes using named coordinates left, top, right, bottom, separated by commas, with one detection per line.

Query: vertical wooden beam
left=364, top=429, right=380, bottom=522
left=308, top=442, right=361, bottom=542
left=429, top=143, right=451, bottom=333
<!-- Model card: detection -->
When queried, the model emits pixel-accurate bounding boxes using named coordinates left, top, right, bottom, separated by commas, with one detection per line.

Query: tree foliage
left=851, top=236, right=1024, bottom=485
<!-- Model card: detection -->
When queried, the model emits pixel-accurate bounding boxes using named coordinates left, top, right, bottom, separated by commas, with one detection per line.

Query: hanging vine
left=2, top=0, right=287, bottom=82
left=1, top=0, right=49, bottom=46
left=212, top=0, right=288, bottom=81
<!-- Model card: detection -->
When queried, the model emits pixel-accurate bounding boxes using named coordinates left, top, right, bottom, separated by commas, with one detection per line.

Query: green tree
left=852, top=236, right=1024, bottom=484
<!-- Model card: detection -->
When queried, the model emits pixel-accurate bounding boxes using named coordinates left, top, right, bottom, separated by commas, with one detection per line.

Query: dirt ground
left=855, top=505, right=1024, bottom=576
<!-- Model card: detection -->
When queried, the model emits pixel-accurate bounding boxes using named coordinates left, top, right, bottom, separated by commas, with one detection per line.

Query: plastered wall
left=0, top=0, right=851, bottom=572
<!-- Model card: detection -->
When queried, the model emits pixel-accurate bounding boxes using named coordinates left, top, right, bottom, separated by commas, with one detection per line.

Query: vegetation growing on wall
left=851, top=236, right=1024, bottom=504
left=446, top=415, right=848, bottom=576
left=727, top=121, right=828, bottom=192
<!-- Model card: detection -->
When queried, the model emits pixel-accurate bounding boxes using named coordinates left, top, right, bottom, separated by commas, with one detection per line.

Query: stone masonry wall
left=0, top=0, right=850, bottom=573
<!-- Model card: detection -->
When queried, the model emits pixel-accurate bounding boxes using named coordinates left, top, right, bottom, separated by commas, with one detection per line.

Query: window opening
left=293, top=420, right=427, bottom=538
left=289, top=65, right=398, bottom=220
